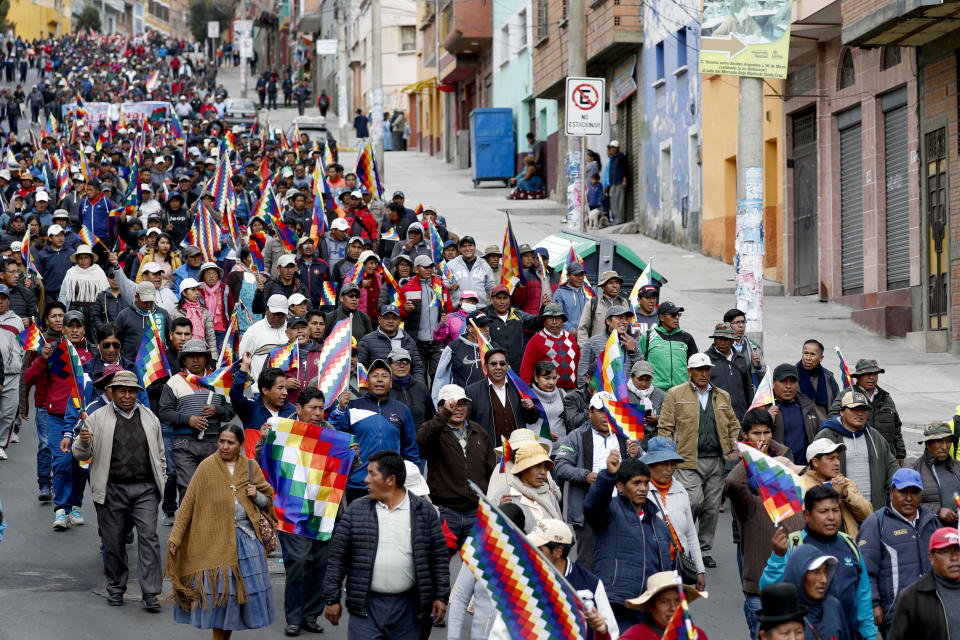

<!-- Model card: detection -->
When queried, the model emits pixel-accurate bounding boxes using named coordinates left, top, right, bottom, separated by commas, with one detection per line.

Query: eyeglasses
left=101, top=341, right=121, bottom=349
left=663, top=312, right=681, bottom=318
left=730, top=320, right=747, bottom=326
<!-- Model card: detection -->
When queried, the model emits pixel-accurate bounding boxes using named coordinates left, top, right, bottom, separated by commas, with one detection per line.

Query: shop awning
left=401, top=78, right=436, bottom=94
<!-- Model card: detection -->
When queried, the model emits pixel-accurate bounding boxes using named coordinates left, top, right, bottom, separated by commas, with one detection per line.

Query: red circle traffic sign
left=572, top=84, right=599, bottom=110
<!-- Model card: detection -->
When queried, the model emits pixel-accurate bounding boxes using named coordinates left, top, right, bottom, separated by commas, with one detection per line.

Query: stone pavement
left=211, top=47, right=960, bottom=457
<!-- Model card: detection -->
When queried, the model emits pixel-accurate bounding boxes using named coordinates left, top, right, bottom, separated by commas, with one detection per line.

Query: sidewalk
left=374, top=151, right=960, bottom=454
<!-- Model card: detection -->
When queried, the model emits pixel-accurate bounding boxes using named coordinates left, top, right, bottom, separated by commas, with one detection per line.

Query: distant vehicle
left=222, top=98, right=259, bottom=127
left=289, top=116, right=339, bottom=164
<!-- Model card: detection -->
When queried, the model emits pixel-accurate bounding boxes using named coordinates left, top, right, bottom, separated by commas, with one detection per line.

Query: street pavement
left=3, top=61, right=958, bottom=639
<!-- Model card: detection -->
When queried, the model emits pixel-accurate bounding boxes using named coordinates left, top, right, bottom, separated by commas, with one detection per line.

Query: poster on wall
left=698, top=0, right=791, bottom=79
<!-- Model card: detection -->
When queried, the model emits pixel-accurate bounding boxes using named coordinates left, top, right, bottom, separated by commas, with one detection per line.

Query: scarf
left=506, top=471, right=562, bottom=521
left=164, top=453, right=275, bottom=610
left=60, top=263, right=110, bottom=304
left=199, top=281, right=226, bottom=330
left=532, top=385, right=565, bottom=438
left=181, top=299, right=206, bottom=342
left=650, top=476, right=683, bottom=559
left=796, top=360, right=829, bottom=407
left=628, top=379, right=655, bottom=406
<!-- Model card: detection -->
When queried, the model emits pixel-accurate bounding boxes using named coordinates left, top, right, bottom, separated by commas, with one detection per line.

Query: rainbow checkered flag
left=500, top=214, right=526, bottom=294
left=600, top=329, right=629, bottom=398
left=186, top=200, right=223, bottom=262
left=378, top=264, right=404, bottom=307
left=424, top=217, right=444, bottom=264
left=321, top=281, right=338, bottom=306
left=136, top=317, right=171, bottom=387
left=601, top=395, right=646, bottom=441
left=185, top=364, right=234, bottom=395
left=355, top=144, right=384, bottom=198
left=267, top=342, right=300, bottom=371
left=747, top=370, right=774, bottom=411
left=835, top=346, right=854, bottom=389
left=737, top=441, right=806, bottom=525
left=258, top=417, right=354, bottom=539
left=460, top=486, right=587, bottom=640
left=317, top=318, right=352, bottom=408
left=357, top=362, right=368, bottom=389
left=18, top=322, right=43, bottom=352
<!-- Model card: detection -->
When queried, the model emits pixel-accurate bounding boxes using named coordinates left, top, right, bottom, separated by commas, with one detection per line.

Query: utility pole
left=337, top=3, right=349, bottom=131
left=371, top=0, right=385, bottom=181
left=564, top=0, right=586, bottom=228
left=735, top=76, right=765, bottom=344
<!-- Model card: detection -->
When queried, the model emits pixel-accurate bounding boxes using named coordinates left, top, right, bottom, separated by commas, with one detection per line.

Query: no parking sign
left=564, top=77, right=605, bottom=136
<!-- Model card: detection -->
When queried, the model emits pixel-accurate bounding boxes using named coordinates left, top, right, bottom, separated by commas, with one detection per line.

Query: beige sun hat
left=625, top=571, right=708, bottom=610
left=511, top=443, right=554, bottom=474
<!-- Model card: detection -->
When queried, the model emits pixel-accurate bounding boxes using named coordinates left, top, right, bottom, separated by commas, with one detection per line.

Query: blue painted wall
left=641, top=0, right=702, bottom=249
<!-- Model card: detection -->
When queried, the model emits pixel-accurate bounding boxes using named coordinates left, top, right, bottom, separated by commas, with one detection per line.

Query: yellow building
left=404, top=0, right=442, bottom=156
left=10, top=0, right=71, bottom=39
left=701, top=75, right=785, bottom=282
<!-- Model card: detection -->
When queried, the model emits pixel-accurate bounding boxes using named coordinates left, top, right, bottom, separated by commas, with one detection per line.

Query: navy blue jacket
left=608, top=151, right=629, bottom=184
left=856, top=504, right=938, bottom=624
left=229, top=369, right=297, bottom=450
left=329, top=392, right=420, bottom=489
left=323, top=492, right=450, bottom=616
left=36, top=243, right=73, bottom=294
left=583, top=469, right=672, bottom=605
left=296, top=257, right=330, bottom=309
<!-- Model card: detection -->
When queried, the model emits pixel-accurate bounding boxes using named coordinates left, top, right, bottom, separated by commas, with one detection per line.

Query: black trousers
left=278, top=531, right=330, bottom=626
left=94, top=482, right=162, bottom=596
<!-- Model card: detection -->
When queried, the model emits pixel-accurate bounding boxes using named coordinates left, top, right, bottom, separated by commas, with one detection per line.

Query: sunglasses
left=488, top=361, right=508, bottom=368
left=663, top=312, right=682, bottom=318
left=101, top=341, right=121, bottom=349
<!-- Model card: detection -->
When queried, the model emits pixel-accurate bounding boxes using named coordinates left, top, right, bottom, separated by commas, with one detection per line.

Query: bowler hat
left=754, top=583, right=808, bottom=625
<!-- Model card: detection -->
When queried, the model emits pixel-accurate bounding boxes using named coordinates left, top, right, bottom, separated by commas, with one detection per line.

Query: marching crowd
left=0, top=27, right=959, bottom=640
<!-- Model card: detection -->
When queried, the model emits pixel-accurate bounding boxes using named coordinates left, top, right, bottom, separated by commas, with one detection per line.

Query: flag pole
left=466, top=480, right=587, bottom=612
left=200, top=308, right=238, bottom=437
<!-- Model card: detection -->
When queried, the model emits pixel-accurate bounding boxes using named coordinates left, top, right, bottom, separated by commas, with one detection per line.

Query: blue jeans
left=35, top=408, right=52, bottom=491
left=436, top=505, right=476, bottom=550
left=161, top=426, right=178, bottom=515
left=47, top=414, right=87, bottom=512
left=744, top=593, right=762, bottom=640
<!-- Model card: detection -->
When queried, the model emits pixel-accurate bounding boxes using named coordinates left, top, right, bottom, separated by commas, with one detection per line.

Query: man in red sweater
left=518, top=303, right=580, bottom=390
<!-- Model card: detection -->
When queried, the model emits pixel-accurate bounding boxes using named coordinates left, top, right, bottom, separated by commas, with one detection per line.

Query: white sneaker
left=0, top=446, right=7, bottom=460
left=10, top=433, right=19, bottom=444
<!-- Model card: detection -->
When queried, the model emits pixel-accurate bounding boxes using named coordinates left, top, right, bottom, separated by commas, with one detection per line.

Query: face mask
left=460, top=302, right=477, bottom=313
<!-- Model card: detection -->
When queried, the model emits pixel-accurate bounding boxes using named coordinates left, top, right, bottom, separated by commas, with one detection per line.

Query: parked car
left=289, top=116, right=339, bottom=164
left=222, top=98, right=259, bottom=127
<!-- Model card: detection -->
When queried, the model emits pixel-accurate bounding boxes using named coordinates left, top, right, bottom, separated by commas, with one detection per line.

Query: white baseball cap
left=687, top=353, right=714, bottom=369
left=35, top=190, right=50, bottom=202
left=141, top=262, right=164, bottom=274
left=437, top=384, right=470, bottom=406
left=277, top=254, right=297, bottom=268
left=178, top=277, right=200, bottom=294
left=331, top=218, right=350, bottom=231
left=48, top=224, right=65, bottom=235
left=267, top=294, right=289, bottom=314
left=589, top=391, right=616, bottom=410
left=806, top=439, right=846, bottom=462
left=527, top=518, right=574, bottom=547
left=288, top=293, right=308, bottom=306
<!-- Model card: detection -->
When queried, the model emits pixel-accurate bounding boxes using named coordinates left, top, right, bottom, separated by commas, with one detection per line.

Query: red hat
left=491, top=284, right=510, bottom=297
left=930, top=527, right=960, bottom=552
left=94, top=363, right=125, bottom=390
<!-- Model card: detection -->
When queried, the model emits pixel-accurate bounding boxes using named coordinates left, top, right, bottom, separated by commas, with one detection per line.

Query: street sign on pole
left=316, top=39, right=337, bottom=55
left=234, top=19, right=252, bottom=38
left=239, top=36, right=254, bottom=59
left=207, top=21, right=220, bottom=39
left=564, top=77, right=605, bottom=136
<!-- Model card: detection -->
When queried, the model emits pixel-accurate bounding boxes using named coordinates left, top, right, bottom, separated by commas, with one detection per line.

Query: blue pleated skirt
left=173, top=529, right=276, bottom=630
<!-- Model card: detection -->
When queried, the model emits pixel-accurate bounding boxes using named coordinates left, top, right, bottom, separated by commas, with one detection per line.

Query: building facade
left=349, top=0, right=418, bottom=113
left=10, top=0, right=72, bottom=39
left=640, top=0, right=700, bottom=248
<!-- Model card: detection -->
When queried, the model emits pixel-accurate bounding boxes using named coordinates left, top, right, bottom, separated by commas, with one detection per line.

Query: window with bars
left=400, top=26, right=416, bottom=52
left=538, top=0, right=548, bottom=39
left=838, top=49, right=855, bottom=89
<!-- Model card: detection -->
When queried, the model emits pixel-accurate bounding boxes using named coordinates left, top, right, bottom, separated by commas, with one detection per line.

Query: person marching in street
left=640, top=301, right=699, bottom=392
left=828, top=358, right=906, bottom=466
left=577, top=270, right=629, bottom=344
left=909, top=422, right=960, bottom=525
left=888, top=527, right=960, bottom=640
left=72, top=371, right=166, bottom=611
left=800, top=439, right=873, bottom=537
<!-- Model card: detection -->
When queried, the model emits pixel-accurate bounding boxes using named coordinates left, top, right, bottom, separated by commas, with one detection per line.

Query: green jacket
left=640, top=325, right=699, bottom=391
